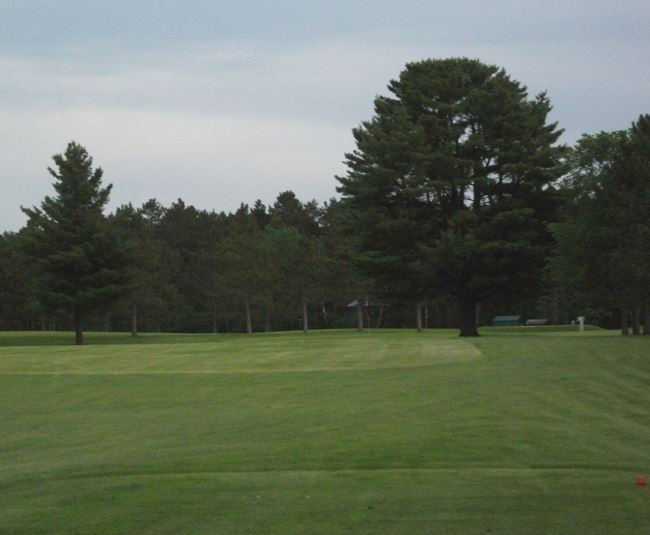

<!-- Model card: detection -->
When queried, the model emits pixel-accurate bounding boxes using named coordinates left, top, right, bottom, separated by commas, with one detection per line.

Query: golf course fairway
left=0, top=328, right=648, bottom=533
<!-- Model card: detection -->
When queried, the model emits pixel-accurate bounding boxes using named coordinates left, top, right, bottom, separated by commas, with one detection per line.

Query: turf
left=0, top=328, right=648, bottom=533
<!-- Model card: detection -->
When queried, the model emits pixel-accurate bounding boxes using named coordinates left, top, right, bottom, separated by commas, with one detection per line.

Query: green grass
left=0, top=328, right=648, bottom=533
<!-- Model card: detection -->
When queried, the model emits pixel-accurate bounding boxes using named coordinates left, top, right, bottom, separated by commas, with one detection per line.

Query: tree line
left=1, top=58, right=648, bottom=343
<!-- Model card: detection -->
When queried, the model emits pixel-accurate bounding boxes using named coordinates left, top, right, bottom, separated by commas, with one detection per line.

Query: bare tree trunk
left=356, top=303, right=364, bottom=332
left=633, top=307, right=641, bottom=335
left=458, top=301, right=479, bottom=337
left=416, top=302, right=423, bottom=332
left=74, top=309, right=84, bottom=346
left=375, top=304, right=384, bottom=329
left=424, top=303, right=429, bottom=329
left=131, top=303, right=138, bottom=337
left=322, top=303, right=328, bottom=327
left=621, top=309, right=629, bottom=336
left=302, top=299, right=309, bottom=333
left=211, top=305, right=218, bottom=334
left=644, top=306, right=650, bottom=335
left=245, top=299, right=253, bottom=334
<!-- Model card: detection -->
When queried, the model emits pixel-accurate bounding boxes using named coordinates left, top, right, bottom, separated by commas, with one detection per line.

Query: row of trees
left=1, top=58, right=648, bottom=343
left=548, top=116, right=650, bottom=335
left=1, top=159, right=373, bottom=342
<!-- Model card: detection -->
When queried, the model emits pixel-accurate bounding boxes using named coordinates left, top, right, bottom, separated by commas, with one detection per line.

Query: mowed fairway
left=0, top=329, right=648, bottom=534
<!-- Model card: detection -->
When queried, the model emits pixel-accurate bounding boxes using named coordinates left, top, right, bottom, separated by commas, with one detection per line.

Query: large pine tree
left=337, top=58, right=564, bottom=336
left=22, top=142, right=130, bottom=344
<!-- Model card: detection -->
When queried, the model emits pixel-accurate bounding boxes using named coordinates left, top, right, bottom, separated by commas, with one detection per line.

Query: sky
left=1, top=0, right=649, bottom=231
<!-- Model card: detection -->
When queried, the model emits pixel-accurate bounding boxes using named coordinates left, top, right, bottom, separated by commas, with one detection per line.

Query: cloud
left=1, top=30, right=648, bottom=230
left=0, top=38, right=424, bottom=230
left=1, top=107, right=352, bottom=228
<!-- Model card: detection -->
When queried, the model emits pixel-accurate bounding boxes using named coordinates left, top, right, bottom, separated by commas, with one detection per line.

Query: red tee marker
left=636, top=475, right=647, bottom=486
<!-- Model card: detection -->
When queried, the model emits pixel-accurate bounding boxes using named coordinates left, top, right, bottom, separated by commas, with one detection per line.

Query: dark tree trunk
left=458, top=301, right=479, bottom=337
left=131, top=303, right=138, bottom=337
left=621, top=309, right=629, bottom=336
left=375, top=304, right=384, bottom=329
left=633, top=307, right=641, bottom=336
left=302, top=299, right=309, bottom=334
left=424, top=303, right=429, bottom=329
left=74, top=309, right=84, bottom=346
left=356, top=303, right=364, bottom=332
left=245, top=299, right=252, bottom=334
left=211, top=305, right=218, bottom=334
left=416, top=302, right=423, bottom=332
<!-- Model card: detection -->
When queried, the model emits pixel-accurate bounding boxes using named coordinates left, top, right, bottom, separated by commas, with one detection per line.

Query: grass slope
left=0, top=328, right=648, bottom=534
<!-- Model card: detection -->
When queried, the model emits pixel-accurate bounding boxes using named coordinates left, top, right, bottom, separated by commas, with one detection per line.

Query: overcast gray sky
left=2, top=0, right=649, bottom=231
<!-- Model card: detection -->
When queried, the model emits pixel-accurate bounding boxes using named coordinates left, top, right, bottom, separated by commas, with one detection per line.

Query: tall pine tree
left=337, top=58, right=564, bottom=336
left=21, top=142, right=130, bottom=344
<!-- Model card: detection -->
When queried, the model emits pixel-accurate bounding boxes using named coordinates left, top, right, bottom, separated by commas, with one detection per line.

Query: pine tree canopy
left=337, top=57, right=565, bottom=336
left=21, top=141, right=130, bottom=344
